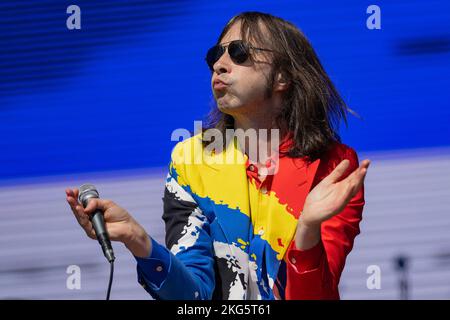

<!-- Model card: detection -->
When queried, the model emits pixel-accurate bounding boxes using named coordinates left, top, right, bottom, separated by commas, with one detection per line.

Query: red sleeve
left=285, top=146, right=365, bottom=300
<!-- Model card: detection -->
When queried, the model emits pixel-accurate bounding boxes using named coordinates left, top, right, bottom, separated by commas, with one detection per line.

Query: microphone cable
left=106, top=260, right=114, bottom=300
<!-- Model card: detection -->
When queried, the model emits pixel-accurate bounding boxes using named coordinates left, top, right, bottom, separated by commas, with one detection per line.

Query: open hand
left=300, top=158, right=370, bottom=227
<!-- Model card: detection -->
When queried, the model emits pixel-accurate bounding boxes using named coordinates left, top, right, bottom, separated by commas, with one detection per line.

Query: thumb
left=323, top=159, right=350, bottom=184
left=84, top=198, right=113, bottom=215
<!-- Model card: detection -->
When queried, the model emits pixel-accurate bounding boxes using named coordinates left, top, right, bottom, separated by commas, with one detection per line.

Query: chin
left=215, top=95, right=247, bottom=116
left=217, top=104, right=242, bottom=116
left=216, top=98, right=232, bottom=111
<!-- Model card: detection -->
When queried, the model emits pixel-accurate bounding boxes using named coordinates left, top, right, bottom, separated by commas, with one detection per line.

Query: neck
left=231, top=100, right=287, bottom=165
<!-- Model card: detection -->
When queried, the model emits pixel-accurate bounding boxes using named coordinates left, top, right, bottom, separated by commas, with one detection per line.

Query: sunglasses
left=205, top=40, right=274, bottom=71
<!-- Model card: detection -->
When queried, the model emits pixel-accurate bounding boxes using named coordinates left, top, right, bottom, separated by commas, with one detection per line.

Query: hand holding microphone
left=65, top=186, right=151, bottom=259
left=77, top=184, right=115, bottom=262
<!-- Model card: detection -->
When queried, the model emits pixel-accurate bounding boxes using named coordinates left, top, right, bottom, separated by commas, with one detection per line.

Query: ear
left=274, top=71, right=290, bottom=92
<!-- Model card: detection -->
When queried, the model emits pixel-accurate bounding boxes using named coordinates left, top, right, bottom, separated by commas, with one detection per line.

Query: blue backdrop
left=1, top=0, right=449, bottom=180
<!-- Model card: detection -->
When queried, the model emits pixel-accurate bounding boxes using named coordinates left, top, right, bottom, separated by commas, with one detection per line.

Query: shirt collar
left=244, top=132, right=295, bottom=176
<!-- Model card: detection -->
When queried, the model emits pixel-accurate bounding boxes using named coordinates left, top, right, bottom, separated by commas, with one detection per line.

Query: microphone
left=78, top=184, right=115, bottom=263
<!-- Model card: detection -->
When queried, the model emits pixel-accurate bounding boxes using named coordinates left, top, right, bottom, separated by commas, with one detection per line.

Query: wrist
left=295, top=214, right=322, bottom=250
left=298, top=211, right=322, bottom=229
left=125, top=220, right=152, bottom=258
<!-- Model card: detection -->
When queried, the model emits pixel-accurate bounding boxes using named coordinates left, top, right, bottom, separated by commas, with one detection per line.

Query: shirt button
left=258, top=229, right=265, bottom=236
left=261, top=186, right=268, bottom=194
left=249, top=164, right=255, bottom=172
left=156, top=266, right=163, bottom=272
left=195, top=291, right=199, bottom=298
left=252, top=263, right=258, bottom=270
left=291, top=257, right=297, bottom=264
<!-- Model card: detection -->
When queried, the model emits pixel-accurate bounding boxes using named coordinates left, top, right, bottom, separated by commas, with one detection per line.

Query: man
left=66, top=12, right=370, bottom=300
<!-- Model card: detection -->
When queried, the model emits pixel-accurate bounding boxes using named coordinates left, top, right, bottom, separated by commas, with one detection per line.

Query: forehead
left=219, top=21, right=242, bottom=44
left=219, top=19, right=269, bottom=47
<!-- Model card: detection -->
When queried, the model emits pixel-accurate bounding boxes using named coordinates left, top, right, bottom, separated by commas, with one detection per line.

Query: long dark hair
left=204, top=11, right=349, bottom=162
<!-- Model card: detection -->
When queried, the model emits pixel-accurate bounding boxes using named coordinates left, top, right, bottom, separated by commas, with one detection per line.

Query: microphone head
left=78, top=183, right=100, bottom=207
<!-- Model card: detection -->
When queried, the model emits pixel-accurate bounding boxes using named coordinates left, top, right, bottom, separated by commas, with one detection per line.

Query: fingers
left=85, top=226, right=97, bottom=240
left=350, top=159, right=370, bottom=181
left=346, top=159, right=370, bottom=197
left=360, top=159, right=371, bottom=172
left=65, top=188, right=80, bottom=212
left=65, top=188, right=94, bottom=235
left=65, top=188, right=110, bottom=240
left=73, top=188, right=79, bottom=202
left=323, top=159, right=350, bottom=184
left=66, top=197, right=88, bottom=224
left=358, top=158, right=370, bottom=179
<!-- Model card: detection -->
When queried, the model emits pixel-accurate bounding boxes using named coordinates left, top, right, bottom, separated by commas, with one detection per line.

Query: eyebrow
left=218, top=40, right=238, bottom=46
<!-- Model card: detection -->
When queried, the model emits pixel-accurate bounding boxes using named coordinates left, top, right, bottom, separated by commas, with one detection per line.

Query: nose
left=213, top=49, right=232, bottom=74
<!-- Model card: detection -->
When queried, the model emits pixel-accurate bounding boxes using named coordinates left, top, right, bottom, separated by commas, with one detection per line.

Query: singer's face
left=210, top=21, right=274, bottom=116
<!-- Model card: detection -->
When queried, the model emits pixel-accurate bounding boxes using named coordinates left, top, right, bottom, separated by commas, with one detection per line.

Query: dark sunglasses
left=205, top=40, right=273, bottom=71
